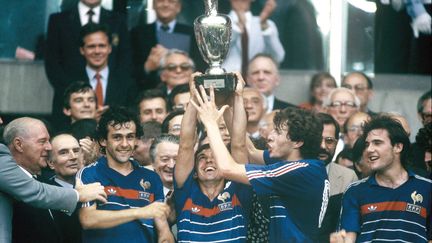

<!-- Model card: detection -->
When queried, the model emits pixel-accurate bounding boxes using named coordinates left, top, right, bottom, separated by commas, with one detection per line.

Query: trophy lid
left=204, top=0, right=218, bottom=16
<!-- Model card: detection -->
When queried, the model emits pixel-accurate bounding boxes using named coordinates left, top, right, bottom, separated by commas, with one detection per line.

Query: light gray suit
left=0, top=144, right=77, bottom=243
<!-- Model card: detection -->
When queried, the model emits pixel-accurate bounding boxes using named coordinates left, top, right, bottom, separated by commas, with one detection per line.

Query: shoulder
left=174, top=22, right=194, bottom=34
left=329, top=162, right=357, bottom=177
left=274, top=98, right=297, bottom=109
left=76, top=161, right=99, bottom=180
left=345, top=176, right=369, bottom=193
left=412, top=174, right=432, bottom=184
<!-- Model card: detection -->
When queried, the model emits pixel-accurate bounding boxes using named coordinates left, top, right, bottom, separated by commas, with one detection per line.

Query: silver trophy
left=194, top=0, right=237, bottom=95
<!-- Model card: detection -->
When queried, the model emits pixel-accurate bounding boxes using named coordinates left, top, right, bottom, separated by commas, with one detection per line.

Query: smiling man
left=332, top=116, right=431, bottom=243
left=77, top=106, right=173, bottom=242
left=79, top=23, right=133, bottom=116
left=149, top=134, right=179, bottom=198
left=63, top=81, right=97, bottom=124
left=47, top=133, right=83, bottom=243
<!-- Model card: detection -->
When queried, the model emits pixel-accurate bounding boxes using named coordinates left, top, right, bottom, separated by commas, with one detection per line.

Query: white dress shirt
left=222, top=11, right=285, bottom=72
left=78, top=2, right=101, bottom=25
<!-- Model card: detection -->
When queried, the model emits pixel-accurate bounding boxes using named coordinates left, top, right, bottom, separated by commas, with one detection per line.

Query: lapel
left=69, top=6, right=82, bottom=29
left=100, top=8, right=110, bottom=25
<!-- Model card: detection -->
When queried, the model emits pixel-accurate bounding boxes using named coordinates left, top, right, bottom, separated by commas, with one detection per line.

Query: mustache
left=318, top=148, right=331, bottom=157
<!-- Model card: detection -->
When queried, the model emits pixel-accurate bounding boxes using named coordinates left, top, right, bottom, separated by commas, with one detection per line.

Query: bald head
left=3, top=117, right=51, bottom=175
left=3, top=117, right=47, bottom=145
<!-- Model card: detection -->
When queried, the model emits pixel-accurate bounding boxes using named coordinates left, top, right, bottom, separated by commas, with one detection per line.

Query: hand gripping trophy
left=194, top=0, right=237, bottom=99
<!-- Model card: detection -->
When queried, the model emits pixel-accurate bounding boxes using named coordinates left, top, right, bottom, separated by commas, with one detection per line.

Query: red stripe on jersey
left=360, top=201, right=427, bottom=218
left=105, top=186, right=155, bottom=202
left=182, top=194, right=242, bottom=217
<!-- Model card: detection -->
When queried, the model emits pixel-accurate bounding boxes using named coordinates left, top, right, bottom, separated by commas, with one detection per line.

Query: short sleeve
left=339, top=186, right=361, bottom=233
left=174, top=172, right=195, bottom=213
left=76, top=167, right=98, bottom=208
left=245, top=161, right=311, bottom=197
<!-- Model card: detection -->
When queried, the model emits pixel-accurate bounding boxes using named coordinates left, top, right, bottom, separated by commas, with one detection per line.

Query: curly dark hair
left=97, top=106, right=143, bottom=142
left=361, top=115, right=411, bottom=167
left=273, top=107, right=323, bottom=159
left=416, top=122, right=432, bottom=152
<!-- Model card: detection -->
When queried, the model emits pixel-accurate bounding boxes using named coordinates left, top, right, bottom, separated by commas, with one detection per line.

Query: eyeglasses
left=322, top=137, right=337, bottom=146
left=342, top=84, right=368, bottom=92
left=329, top=101, right=356, bottom=108
left=347, top=125, right=363, bottom=134
left=163, top=63, right=193, bottom=72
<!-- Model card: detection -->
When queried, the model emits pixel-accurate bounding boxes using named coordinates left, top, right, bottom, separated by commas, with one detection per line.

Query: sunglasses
left=163, top=63, right=193, bottom=72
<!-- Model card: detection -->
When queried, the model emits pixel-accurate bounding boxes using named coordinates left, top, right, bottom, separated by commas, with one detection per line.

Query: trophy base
left=194, top=73, right=237, bottom=105
left=194, top=73, right=237, bottom=93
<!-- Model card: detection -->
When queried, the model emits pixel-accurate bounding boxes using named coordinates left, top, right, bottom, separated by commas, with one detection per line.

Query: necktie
left=241, top=27, right=249, bottom=78
left=95, top=73, right=103, bottom=107
left=87, top=9, right=95, bottom=24
left=160, top=25, right=169, bottom=32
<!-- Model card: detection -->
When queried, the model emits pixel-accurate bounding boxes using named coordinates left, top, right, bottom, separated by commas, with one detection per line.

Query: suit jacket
left=0, top=144, right=77, bottom=243
left=319, top=162, right=358, bottom=242
left=48, top=179, right=82, bottom=243
left=12, top=189, right=62, bottom=243
left=45, top=6, right=131, bottom=129
left=130, top=22, right=205, bottom=90
left=273, top=97, right=297, bottom=111
left=80, top=68, right=135, bottom=108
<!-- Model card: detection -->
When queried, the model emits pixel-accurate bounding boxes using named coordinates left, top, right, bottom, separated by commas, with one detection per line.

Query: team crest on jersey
left=217, top=192, right=232, bottom=211
left=217, top=192, right=230, bottom=203
left=107, top=187, right=117, bottom=195
left=406, top=191, right=423, bottom=215
left=410, top=191, right=423, bottom=204
left=139, top=191, right=151, bottom=201
left=140, top=179, right=151, bottom=190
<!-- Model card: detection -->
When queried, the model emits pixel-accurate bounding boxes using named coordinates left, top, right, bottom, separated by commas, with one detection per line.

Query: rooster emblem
left=140, top=179, right=151, bottom=190
left=217, top=192, right=230, bottom=203
left=411, top=191, right=423, bottom=205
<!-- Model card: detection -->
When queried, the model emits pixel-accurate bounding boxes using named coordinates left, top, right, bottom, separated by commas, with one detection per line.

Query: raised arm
left=191, top=86, right=250, bottom=185
left=246, top=136, right=265, bottom=165
left=229, top=72, right=248, bottom=164
left=174, top=73, right=200, bottom=188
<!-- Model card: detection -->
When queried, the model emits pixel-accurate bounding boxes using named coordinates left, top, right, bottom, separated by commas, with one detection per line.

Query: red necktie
left=95, top=73, right=103, bottom=107
left=241, top=28, right=249, bottom=78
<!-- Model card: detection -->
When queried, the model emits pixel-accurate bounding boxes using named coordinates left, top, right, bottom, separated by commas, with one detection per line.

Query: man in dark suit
left=47, top=133, right=84, bottom=243
left=130, top=0, right=204, bottom=90
left=246, top=54, right=297, bottom=113
left=45, top=0, right=131, bottom=131
left=73, top=23, right=135, bottom=127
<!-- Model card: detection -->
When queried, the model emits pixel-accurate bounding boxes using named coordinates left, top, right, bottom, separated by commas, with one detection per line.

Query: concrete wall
left=1, top=60, right=431, bottom=140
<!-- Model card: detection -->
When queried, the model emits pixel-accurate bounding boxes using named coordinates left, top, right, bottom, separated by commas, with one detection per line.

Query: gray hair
left=160, top=48, right=195, bottom=70
left=3, top=117, right=42, bottom=145
left=149, top=133, right=180, bottom=162
left=322, top=87, right=361, bottom=108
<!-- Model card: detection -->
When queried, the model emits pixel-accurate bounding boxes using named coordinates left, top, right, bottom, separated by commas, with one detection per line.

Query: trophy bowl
left=193, top=0, right=237, bottom=97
